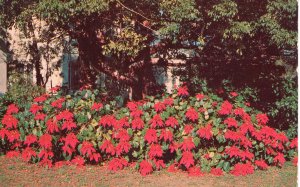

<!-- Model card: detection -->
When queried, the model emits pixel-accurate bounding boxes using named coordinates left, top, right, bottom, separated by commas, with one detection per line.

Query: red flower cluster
left=180, top=151, right=194, bottom=168
left=139, top=160, right=153, bottom=176
left=255, top=160, right=268, bottom=170
left=177, top=86, right=189, bottom=96
left=91, top=102, right=103, bottom=111
left=230, top=163, right=254, bottom=176
left=218, top=100, right=232, bottom=115
left=145, top=129, right=158, bottom=144
left=0, top=86, right=296, bottom=176
left=99, top=115, right=116, bottom=127
left=224, top=118, right=238, bottom=128
left=210, top=168, right=223, bottom=176
left=6, top=104, right=19, bottom=114
left=108, top=158, right=128, bottom=171
left=256, top=113, right=269, bottom=125
left=150, top=114, right=163, bottom=128
left=197, top=124, right=212, bottom=140
left=1, top=115, right=18, bottom=129
left=51, top=98, right=65, bottom=109
left=165, top=117, right=178, bottom=128
left=154, top=102, right=166, bottom=112
left=185, top=107, right=198, bottom=122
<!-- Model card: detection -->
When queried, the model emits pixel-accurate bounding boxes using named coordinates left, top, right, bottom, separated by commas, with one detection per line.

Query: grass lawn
left=0, top=156, right=297, bottom=187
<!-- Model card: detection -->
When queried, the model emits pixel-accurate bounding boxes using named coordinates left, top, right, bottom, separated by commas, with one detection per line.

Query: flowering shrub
left=0, top=85, right=297, bottom=176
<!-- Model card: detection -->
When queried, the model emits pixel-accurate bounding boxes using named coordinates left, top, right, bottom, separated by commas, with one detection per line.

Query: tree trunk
left=28, top=22, right=44, bottom=87
left=77, top=32, right=102, bottom=88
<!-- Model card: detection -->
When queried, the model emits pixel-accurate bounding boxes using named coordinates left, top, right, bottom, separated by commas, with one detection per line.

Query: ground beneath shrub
left=0, top=156, right=297, bottom=187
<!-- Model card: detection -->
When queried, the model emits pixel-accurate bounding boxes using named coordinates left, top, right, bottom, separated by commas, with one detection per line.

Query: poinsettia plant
left=0, top=85, right=297, bottom=176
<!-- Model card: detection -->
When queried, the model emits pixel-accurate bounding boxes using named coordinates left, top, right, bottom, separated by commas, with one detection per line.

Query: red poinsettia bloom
left=39, top=134, right=52, bottom=149
left=211, top=168, right=224, bottom=176
left=239, top=150, right=254, bottom=161
left=56, top=110, right=74, bottom=121
left=6, top=104, right=19, bottom=115
left=274, top=153, right=285, bottom=166
left=218, top=100, right=233, bottom=115
left=197, top=124, right=212, bottom=140
left=180, top=137, right=195, bottom=151
left=275, top=132, right=289, bottom=143
left=184, top=125, right=194, bottom=134
left=255, top=160, right=268, bottom=170
left=24, top=134, right=37, bottom=146
left=100, top=140, right=115, bottom=155
left=196, top=93, right=205, bottom=100
left=230, top=92, right=238, bottom=97
left=116, top=141, right=131, bottom=155
left=145, top=129, right=158, bottom=144
left=118, top=117, right=130, bottom=128
left=62, top=145, right=74, bottom=155
left=91, top=102, right=103, bottom=111
left=6, top=130, right=20, bottom=142
left=256, top=113, right=269, bottom=125
left=160, top=129, right=173, bottom=142
left=89, top=153, right=101, bottom=162
left=1, top=114, right=18, bottom=129
left=139, top=160, right=153, bottom=176
left=188, top=166, right=204, bottom=176
left=177, top=86, right=189, bottom=97
left=230, top=163, right=254, bottom=176
left=114, top=129, right=130, bottom=141
left=224, top=130, right=244, bottom=142
left=239, top=122, right=255, bottom=135
left=39, top=158, right=53, bottom=168
left=62, top=120, right=77, bottom=131
left=150, top=114, right=164, bottom=128
left=71, top=156, right=85, bottom=166
left=224, top=118, right=238, bottom=128
left=290, top=138, right=298, bottom=149
left=80, top=141, right=96, bottom=156
left=233, top=108, right=245, bottom=116
left=154, top=102, right=166, bottom=112
left=33, top=95, right=48, bottom=103
left=29, top=104, right=43, bottom=114
left=185, top=108, right=198, bottom=122
left=22, top=147, right=36, bottom=162
left=46, top=119, right=59, bottom=134
left=50, top=86, right=61, bottom=93
left=99, top=115, right=116, bottom=128
left=180, top=151, right=194, bottom=168
left=6, top=150, right=20, bottom=159
left=108, top=158, right=128, bottom=171
left=225, top=146, right=241, bottom=158
left=130, top=109, right=143, bottom=118
left=169, top=142, right=180, bottom=153
left=163, top=98, right=174, bottom=106
left=167, top=163, right=178, bottom=172
left=131, top=118, right=144, bottom=130
left=153, top=159, right=166, bottom=170
left=260, top=126, right=277, bottom=138
left=127, top=101, right=138, bottom=111
left=51, top=98, right=65, bottom=108
left=38, top=149, right=54, bottom=159
left=62, top=133, right=79, bottom=149
left=34, top=113, right=46, bottom=121
left=0, top=128, right=8, bottom=139
left=292, top=156, right=298, bottom=166
left=165, top=117, right=178, bottom=128
left=148, top=144, right=163, bottom=159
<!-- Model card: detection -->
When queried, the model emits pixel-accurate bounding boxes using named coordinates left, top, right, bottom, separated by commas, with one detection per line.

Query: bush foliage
left=0, top=86, right=297, bottom=176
